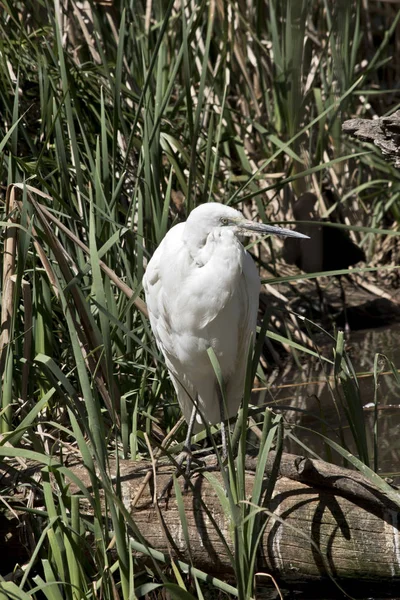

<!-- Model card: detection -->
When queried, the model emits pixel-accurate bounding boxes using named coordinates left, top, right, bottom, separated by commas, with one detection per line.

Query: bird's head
left=186, top=202, right=309, bottom=242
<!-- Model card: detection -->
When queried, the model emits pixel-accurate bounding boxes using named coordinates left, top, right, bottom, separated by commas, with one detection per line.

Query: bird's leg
left=158, top=404, right=197, bottom=500
left=216, top=386, right=230, bottom=500
left=183, top=404, right=197, bottom=480
left=216, top=386, right=228, bottom=462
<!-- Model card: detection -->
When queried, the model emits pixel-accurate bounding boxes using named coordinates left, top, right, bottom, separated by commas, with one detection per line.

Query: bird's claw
left=157, top=447, right=198, bottom=502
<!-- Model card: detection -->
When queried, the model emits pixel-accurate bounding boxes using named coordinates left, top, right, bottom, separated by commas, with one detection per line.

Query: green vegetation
left=1, top=1, right=400, bottom=598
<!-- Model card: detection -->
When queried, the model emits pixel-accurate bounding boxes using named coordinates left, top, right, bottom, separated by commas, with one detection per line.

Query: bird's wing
left=224, top=249, right=259, bottom=414
left=242, top=250, right=260, bottom=344
left=143, top=224, right=185, bottom=359
left=143, top=226, right=203, bottom=423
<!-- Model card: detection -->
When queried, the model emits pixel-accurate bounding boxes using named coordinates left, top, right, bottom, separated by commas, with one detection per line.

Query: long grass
left=1, top=0, right=400, bottom=598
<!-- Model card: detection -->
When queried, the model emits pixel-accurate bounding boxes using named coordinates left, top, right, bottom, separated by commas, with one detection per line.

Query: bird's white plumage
left=143, top=203, right=260, bottom=430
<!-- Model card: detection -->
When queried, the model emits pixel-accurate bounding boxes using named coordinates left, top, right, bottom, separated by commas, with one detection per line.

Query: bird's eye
left=220, top=218, right=229, bottom=225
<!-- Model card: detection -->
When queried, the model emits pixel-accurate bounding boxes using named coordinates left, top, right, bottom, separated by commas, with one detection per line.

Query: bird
left=282, top=191, right=365, bottom=324
left=143, top=202, right=309, bottom=464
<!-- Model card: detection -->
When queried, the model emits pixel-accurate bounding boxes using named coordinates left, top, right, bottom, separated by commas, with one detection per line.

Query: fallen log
left=1, top=452, right=400, bottom=593
left=67, top=453, right=400, bottom=591
left=2, top=453, right=400, bottom=583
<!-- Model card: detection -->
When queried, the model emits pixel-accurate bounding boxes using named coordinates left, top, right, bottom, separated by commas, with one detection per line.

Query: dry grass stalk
left=21, top=280, right=32, bottom=403
left=10, top=185, right=121, bottom=420
left=2, top=185, right=17, bottom=289
left=13, top=183, right=149, bottom=318
left=0, top=186, right=18, bottom=374
left=0, top=274, right=17, bottom=374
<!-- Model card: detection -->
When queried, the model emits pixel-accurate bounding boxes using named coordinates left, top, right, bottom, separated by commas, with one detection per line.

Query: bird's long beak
left=238, top=219, right=310, bottom=239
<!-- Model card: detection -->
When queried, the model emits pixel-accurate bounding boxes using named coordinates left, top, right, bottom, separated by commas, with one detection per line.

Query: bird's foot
left=158, top=447, right=203, bottom=501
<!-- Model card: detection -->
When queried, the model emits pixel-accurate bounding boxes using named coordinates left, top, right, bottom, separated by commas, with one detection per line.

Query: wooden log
left=2, top=453, right=400, bottom=590
left=61, top=455, right=400, bottom=583
left=343, top=110, right=400, bottom=167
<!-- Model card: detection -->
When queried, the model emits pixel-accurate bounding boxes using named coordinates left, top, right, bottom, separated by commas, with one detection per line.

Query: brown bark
left=343, top=110, right=400, bottom=166
left=2, top=452, right=400, bottom=587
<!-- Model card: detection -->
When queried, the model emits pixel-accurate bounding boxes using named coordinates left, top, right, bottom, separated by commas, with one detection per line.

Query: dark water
left=254, top=323, right=400, bottom=478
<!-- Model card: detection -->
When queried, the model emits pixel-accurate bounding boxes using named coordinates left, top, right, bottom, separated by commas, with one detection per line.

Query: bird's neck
left=182, top=225, right=215, bottom=266
left=182, top=223, right=208, bottom=253
left=183, top=226, right=242, bottom=268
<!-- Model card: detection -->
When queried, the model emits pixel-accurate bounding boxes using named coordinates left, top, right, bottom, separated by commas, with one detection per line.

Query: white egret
left=143, top=202, right=308, bottom=461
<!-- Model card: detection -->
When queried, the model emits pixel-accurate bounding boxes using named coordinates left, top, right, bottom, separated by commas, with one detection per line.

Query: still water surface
left=256, top=322, right=400, bottom=479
